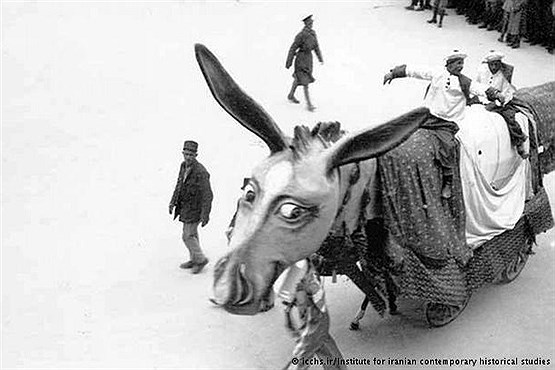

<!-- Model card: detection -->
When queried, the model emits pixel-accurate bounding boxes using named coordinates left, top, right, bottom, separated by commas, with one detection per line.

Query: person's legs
left=315, top=312, right=346, bottom=370
left=182, top=222, right=208, bottom=272
left=498, top=106, right=528, bottom=158
left=498, top=11, right=509, bottom=41
left=428, top=0, right=439, bottom=22
left=479, top=0, right=491, bottom=27
left=508, top=10, right=523, bottom=48
left=288, top=81, right=300, bottom=103
left=438, top=7, right=446, bottom=27
left=317, top=336, right=347, bottom=370
left=303, top=85, right=315, bottom=111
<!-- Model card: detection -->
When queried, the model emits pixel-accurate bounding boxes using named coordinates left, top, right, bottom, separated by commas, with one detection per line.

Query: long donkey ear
left=326, top=107, right=429, bottom=172
left=195, top=44, right=288, bottom=153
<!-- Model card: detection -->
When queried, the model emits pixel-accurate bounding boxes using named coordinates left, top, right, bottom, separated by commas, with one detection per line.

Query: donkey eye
left=277, top=203, right=306, bottom=221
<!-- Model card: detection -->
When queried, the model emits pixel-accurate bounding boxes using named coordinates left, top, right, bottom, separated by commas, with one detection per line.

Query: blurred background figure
left=286, top=14, right=324, bottom=112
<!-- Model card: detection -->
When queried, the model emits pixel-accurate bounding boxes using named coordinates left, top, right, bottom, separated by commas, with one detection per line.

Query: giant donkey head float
left=194, top=44, right=426, bottom=315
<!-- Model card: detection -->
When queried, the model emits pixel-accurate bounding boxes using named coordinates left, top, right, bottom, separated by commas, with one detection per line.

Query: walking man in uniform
left=286, top=14, right=324, bottom=112
left=169, top=140, right=213, bottom=274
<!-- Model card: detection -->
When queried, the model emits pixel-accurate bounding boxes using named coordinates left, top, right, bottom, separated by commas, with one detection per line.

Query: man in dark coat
left=169, top=140, right=213, bottom=274
left=286, top=14, right=324, bottom=112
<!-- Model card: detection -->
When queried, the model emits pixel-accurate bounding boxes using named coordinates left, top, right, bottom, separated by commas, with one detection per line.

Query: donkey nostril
left=226, top=263, right=253, bottom=306
left=236, top=264, right=254, bottom=305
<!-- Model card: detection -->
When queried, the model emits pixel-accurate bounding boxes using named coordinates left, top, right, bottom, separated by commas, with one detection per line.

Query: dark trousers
left=490, top=103, right=527, bottom=147
left=422, top=113, right=460, bottom=177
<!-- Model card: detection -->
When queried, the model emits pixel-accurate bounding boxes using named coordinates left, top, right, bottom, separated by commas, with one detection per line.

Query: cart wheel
left=425, top=294, right=471, bottom=328
left=498, top=248, right=530, bottom=284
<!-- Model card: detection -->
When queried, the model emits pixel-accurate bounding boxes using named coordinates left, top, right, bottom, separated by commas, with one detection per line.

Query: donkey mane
left=289, top=121, right=344, bottom=159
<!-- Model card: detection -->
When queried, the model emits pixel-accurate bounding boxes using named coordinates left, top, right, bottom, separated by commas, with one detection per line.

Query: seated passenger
left=383, top=50, right=501, bottom=199
left=475, top=50, right=528, bottom=159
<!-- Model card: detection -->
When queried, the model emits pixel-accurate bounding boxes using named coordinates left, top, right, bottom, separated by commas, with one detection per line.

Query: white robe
left=457, top=104, right=529, bottom=248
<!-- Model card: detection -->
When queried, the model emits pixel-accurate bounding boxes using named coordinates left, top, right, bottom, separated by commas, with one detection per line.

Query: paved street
left=2, top=1, right=554, bottom=369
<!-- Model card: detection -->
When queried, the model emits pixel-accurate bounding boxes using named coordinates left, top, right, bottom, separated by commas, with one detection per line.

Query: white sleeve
left=470, top=79, right=489, bottom=97
left=405, top=66, right=435, bottom=81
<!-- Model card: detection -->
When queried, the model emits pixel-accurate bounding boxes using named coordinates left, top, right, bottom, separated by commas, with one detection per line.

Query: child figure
left=276, top=259, right=347, bottom=370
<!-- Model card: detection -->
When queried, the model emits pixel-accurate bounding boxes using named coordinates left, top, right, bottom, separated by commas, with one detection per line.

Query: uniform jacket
left=286, top=27, right=323, bottom=74
left=170, top=160, right=213, bottom=223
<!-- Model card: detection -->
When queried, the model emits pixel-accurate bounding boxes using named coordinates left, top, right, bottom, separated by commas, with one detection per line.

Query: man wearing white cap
left=475, top=51, right=528, bottom=158
left=383, top=50, right=500, bottom=198
left=475, top=50, right=515, bottom=101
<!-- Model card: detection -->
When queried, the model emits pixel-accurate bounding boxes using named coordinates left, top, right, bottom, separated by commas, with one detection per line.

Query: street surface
left=2, top=1, right=554, bottom=369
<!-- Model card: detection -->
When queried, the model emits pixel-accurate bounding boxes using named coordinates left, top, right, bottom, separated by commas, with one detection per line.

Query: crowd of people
left=406, top=0, right=555, bottom=53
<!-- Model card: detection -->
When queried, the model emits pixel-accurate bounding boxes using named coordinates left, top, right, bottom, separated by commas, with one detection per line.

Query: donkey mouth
left=211, top=261, right=285, bottom=316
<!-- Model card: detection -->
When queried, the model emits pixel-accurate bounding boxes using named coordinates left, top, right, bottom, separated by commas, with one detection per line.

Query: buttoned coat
left=286, top=27, right=323, bottom=86
left=170, top=160, right=213, bottom=223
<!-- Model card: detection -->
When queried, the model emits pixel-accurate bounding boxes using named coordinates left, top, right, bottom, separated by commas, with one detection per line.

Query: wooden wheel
left=425, top=294, right=471, bottom=328
left=498, top=248, right=530, bottom=284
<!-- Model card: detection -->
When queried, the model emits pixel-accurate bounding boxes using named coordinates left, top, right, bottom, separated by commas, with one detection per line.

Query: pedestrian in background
left=479, top=0, right=504, bottom=30
left=498, top=0, right=528, bottom=48
left=427, top=0, right=448, bottom=27
left=169, top=140, right=213, bottom=274
left=286, top=14, right=324, bottom=112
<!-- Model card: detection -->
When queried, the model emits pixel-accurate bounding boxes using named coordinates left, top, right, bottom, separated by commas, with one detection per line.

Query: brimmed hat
left=182, top=140, right=198, bottom=153
left=302, top=14, right=313, bottom=24
left=482, top=50, right=504, bottom=63
left=444, top=49, right=467, bottom=64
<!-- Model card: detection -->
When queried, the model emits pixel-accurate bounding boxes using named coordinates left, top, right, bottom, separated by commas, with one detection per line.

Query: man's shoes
left=287, top=95, right=300, bottom=104
left=405, top=5, right=415, bottom=10
left=427, top=18, right=437, bottom=23
left=179, top=260, right=195, bottom=269
left=478, top=23, right=487, bottom=28
left=307, top=104, right=316, bottom=112
left=192, top=258, right=209, bottom=274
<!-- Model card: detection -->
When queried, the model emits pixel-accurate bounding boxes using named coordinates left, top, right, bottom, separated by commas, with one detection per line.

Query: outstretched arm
left=383, top=65, right=435, bottom=84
